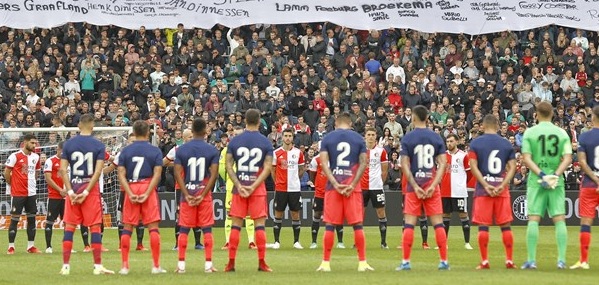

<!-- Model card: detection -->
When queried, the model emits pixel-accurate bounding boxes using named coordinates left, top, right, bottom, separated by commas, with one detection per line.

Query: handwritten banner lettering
left=0, top=0, right=598, bottom=34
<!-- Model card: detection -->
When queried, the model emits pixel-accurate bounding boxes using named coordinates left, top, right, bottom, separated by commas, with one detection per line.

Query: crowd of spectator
left=0, top=22, right=594, bottom=191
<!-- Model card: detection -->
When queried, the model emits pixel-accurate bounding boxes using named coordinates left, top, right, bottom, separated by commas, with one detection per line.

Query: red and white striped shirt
left=99, top=151, right=111, bottom=193
left=5, top=150, right=40, bottom=197
left=44, top=155, right=64, bottom=199
left=441, top=149, right=470, bottom=198
left=361, top=146, right=388, bottom=190
left=273, top=147, right=305, bottom=192
left=165, top=146, right=184, bottom=190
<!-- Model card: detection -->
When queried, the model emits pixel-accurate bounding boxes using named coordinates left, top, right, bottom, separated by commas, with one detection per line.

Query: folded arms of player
left=226, top=152, right=273, bottom=198
left=523, top=152, right=572, bottom=190
left=174, top=162, right=217, bottom=206
left=44, top=172, right=66, bottom=197
left=400, top=154, right=447, bottom=199
left=577, top=151, right=599, bottom=193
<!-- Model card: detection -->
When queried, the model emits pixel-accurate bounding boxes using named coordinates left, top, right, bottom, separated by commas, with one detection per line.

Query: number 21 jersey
left=399, top=128, right=446, bottom=193
left=227, top=130, right=274, bottom=196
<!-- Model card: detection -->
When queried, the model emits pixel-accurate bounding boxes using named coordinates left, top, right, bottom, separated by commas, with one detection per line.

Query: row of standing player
left=6, top=104, right=599, bottom=273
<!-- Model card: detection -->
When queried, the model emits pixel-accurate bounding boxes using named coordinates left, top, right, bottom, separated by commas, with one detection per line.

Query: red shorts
left=63, top=185, right=102, bottom=227
left=323, top=189, right=363, bottom=225
left=230, top=194, right=267, bottom=220
left=579, top=188, right=599, bottom=218
left=403, top=187, right=442, bottom=216
left=179, top=196, right=214, bottom=228
left=472, top=196, right=513, bottom=225
left=122, top=181, right=160, bottom=225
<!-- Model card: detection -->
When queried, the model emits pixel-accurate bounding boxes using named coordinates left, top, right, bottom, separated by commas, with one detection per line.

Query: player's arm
left=578, top=151, right=599, bottom=185
left=428, top=153, right=447, bottom=191
left=163, top=157, right=173, bottom=167
left=348, top=152, right=368, bottom=188
left=522, top=153, right=543, bottom=177
left=468, top=156, right=489, bottom=188
left=117, top=165, right=136, bottom=199
left=381, top=161, right=389, bottom=185
left=3, top=166, right=11, bottom=185
left=218, top=149, right=227, bottom=180
left=173, top=163, right=190, bottom=199
left=80, top=157, right=105, bottom=201
left=200, top=163, right=219, bottom=200
left=248, top=155, right=273, bottom=193
left=320, top=151, right=341, bottom=190
left=59, top=158, right=77, bottom=200
left=102, top=162, right=117, bottom=175
left=497, top=158, right=517, bottom=191
left=400, top=155, right=418, bottom=190
left=225, top=152, right=241, bottom=189
left=45, top=172, right=65, bottom=196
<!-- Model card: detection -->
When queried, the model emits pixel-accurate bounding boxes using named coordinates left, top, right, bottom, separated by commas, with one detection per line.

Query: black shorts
left=274, top=191, right=302, bottom=212
left=312, top=197, right=324, bottom=212
left=46, top=198, right=65, bottom=222
left=11, top=196, right=37, bottom=215
left=442, top=197, right=468, bottom=213
left=363, top=189, right=386, bottom=208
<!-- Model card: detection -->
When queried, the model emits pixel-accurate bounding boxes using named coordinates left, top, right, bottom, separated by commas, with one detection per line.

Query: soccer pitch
left=0, top=226, right=597, bottom=285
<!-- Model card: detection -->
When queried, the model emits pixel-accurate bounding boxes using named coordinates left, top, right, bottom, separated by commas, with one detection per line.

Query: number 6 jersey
left=468, top=133, right=515, bottom=198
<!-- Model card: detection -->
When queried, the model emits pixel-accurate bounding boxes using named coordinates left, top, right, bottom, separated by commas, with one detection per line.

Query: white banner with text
left=1, top=0, right=599, bottom=35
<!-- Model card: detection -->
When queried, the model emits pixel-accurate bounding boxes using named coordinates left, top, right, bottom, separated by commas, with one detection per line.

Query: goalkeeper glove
left=537, top=172, right=559, bottom=189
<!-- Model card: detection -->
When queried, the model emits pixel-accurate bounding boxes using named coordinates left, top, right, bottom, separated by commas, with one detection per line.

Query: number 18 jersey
left=468, top=133, right=515, bottom=198
left=521, top=122, right=572, bottom=187
left=319, top=129, right=366, bottom=192
left=227, top=130, right=274, bottom=196
left=399, top=128, right=446, bottom=193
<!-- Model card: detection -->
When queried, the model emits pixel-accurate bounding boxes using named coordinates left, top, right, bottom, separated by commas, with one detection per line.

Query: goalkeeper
left=521, top=102, right=573, bottom=270
left=219, top=131, right=256, bottom=250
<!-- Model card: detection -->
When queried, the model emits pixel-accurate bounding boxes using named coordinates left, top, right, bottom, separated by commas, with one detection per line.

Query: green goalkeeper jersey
left=521, top=121, right=572, bottom=187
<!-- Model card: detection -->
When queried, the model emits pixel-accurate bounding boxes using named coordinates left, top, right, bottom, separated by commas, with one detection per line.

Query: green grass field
left=0, top=226, right=597, bottom=285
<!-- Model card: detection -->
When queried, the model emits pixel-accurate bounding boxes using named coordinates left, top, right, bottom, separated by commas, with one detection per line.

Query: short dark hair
left=282, top=128, right=295, bottom=137
left=446, top=133, right=459, bottom=141
left=245, top=109, right=261, bottom=126
left=483, top=114, right=499, bottom=128
left=335, top=112, right=352, bottom=125
left=593, top=106, right=599, bottom=122
left=413, top=105, right=428, bottom=122
left=23, top=133, right=37, bottom=142
left=57, top=141, right=65, bottom=149
left=192, top=117, right=207, bottom=135
left=132, top=120, right=149, bottom=137
left=79, top=113, right=95, bottom=125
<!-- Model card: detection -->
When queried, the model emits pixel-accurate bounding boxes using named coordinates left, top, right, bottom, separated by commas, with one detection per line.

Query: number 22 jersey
left=227, top=130, right=274, bottom=196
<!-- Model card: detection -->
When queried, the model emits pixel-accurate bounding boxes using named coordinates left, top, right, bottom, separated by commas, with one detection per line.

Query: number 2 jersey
left=319, top=129, right=366, bottom=192
left=468, top=133, right=515, bottom=198
left=578, top=128, right=599, bottom=188
left=399, top=128, right=446, bottom=193
left=62, top=135, right=106, bottom=194
left=227, top=130, right=274, bottom=196
left=521, top=121, right=572, bottom=187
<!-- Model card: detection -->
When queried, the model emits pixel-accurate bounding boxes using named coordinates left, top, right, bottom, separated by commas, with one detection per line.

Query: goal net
left=0, top=126, right=132, bottom=230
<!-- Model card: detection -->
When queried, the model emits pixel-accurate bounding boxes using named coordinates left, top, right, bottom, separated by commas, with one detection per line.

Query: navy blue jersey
left=468, top=133, right=516, bottom=197
left=175, top=139, right=220, bottom=196
left=62, top=135, right=105, bottom=193
left=319, top=129, right=367, bottom=191
left=118, top=141, right=163, bottom=182
left=226, top=130, right=273, bottom=194
left=578, top=128, right=599, bottom=188
left=399, top=128, right=446, bottom=192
